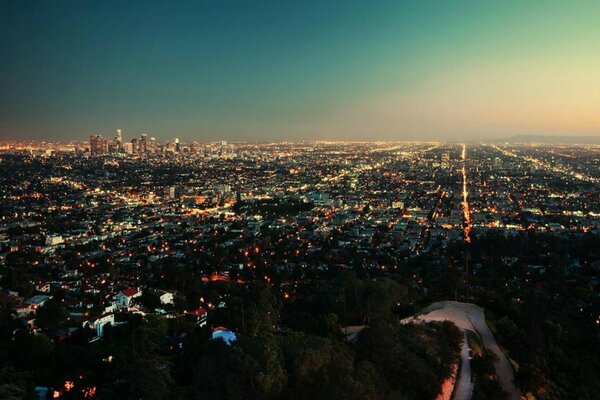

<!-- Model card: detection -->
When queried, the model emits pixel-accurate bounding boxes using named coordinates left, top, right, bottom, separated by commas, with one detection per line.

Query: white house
left=146, top=288, right=175, bottom=306
left=84, top=313, right=115, bottom=337
left=113, top=287, right=142, bottom=310
left=158, top=290, right=174, bottom=305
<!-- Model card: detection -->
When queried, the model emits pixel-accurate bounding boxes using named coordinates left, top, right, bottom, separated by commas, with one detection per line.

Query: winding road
left=403, top=301, right=522, bottom=400
left=453, top=332, right=472, bottom=400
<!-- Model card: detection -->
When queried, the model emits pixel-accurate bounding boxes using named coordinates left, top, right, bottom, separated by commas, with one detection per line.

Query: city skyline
left=3, top=1, right=600, bottom=142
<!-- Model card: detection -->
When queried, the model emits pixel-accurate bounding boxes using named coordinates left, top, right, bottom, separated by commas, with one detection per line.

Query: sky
left=1, top=0, right=600, bottom=142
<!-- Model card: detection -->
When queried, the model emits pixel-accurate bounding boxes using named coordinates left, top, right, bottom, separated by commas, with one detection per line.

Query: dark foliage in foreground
left=0, top=276, right=460, bottom=400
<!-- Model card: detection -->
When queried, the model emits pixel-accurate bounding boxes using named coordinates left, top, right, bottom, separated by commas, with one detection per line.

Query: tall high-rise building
left=123, top=142, right=133, bottom=155
left=131, top=138, right=139, bottom=155
left=175, top=138, right=180, bottom=153
left=140, top=134, right=148, bottom=154
left=115, top=129, right=123, bottom=153
left=100, top=137, right=108, bottom=154
left=90, top=134, right=98, bottom=155
left=90, top=134, right=108, bottom=156
left=108, top=141, right=118, bottom=154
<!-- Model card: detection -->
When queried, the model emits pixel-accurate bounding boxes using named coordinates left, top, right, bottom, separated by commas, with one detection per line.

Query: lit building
left=90, top=134, right=108, bottom=156
left=140, top=133, right=148, bottom=154
left=115, top=129, right=123, bottom=152
left=131, top=138, right=138, bottom=155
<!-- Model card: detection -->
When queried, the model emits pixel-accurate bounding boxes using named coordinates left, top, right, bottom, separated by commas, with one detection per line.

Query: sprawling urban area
left=1, top=135, right=599, bottom=400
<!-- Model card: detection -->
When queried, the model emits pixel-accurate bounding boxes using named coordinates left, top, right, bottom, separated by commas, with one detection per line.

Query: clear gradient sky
left=1, top=0, right=600, bottom=142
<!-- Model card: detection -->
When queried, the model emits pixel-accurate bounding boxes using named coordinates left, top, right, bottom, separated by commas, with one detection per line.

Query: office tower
left=131, top=138, right=138, bottom=155
left=123, top=142, right=133, bottom=155
left=150, top=137, right=156, bottom=153
left=90, top=134, right=108, bottom=156
left=140, top=134, right=148, bottom=154
left=90, top=134, right=98, bottom=155
left=108, top=140, right=118, bottom=154
left=116, top=129, right=123, bottom=152
left=175, top=138, right=180, bottom=153
left=100, top=136, right=108, bottom=154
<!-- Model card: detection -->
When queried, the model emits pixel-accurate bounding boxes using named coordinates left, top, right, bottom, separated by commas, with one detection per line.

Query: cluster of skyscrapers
left=89, top=130, right=191, bottom=156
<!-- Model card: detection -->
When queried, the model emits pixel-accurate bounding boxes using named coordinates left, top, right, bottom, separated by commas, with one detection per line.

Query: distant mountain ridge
left=490, top=135, right=600, bottom=144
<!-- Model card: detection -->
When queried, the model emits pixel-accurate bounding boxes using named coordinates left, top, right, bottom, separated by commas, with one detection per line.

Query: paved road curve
left=403, top=301, right=522, bottom=400
left=468, top=305, right=522, bottom=400
left=453, top=332, right=473, bottom=400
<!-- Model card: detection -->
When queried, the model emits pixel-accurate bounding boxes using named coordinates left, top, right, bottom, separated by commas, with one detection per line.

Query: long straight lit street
left=461, top=144, right=472, bottom=243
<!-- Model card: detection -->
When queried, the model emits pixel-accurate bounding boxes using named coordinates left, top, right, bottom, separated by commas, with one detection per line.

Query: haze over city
left=2, top=0, right=600, bottom=142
